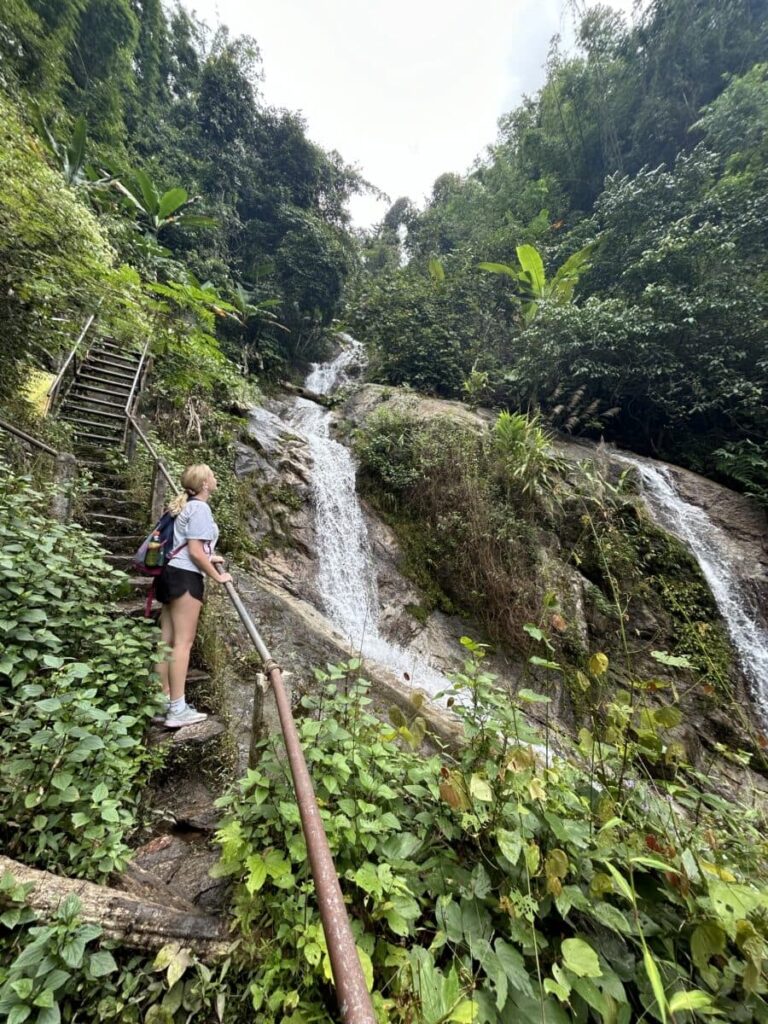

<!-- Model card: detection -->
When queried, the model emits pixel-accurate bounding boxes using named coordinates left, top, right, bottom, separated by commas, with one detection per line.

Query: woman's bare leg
left=156, top=605, right=174, bottom=698
left=167, top=592, right=202, bottom=702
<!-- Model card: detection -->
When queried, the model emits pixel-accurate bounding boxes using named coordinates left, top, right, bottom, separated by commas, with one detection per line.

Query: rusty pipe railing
left=224, top=582, right=377, bottom=1024
left=118, top=368, right=373, bottom=1021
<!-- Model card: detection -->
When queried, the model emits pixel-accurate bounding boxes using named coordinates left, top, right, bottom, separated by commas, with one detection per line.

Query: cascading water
left=290, top=337, right=450, bottom=696
left=619, top=453, right=768, bottom=714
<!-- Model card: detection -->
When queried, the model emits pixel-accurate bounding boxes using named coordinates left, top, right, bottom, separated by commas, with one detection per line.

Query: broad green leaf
left=477, top=261, right=518, bottom=279
left=158, top=187, right=188, bottom=220
left=516, top=244, right=546, bottom=294
left=358, top=942, right=376, bottom=991
left=561, top=937, right=602, bottom=978
left=691, top=921, right=726, bottom=969
left=651, top=650, right=693, bottom=668
left=67, top=115, right=86, bottom=180
left=603, top=862, right=634, bottom=904
left=88, top=949, right=117, bottom=977
left=496, top=829, right=522, bottom=866
left=245, top=854, right=267, bottom=893
left=469, top=775, right=493, bottom=802
left=134, top=168, right=159, bottom=215
left=668, top=990, right=714, bottom=1013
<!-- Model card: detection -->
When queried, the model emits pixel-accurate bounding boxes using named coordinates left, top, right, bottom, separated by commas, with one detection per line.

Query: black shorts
left=155, top=566, right=205, bottom=604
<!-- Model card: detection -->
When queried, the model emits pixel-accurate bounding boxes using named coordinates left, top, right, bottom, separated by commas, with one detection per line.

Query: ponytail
left=165, top=463, right=213, bottom=516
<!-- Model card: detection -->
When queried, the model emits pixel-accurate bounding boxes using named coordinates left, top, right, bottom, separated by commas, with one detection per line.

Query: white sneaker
left=164, top=705, right=208, bottom=729
left=152, top=701, right=201, bottom=725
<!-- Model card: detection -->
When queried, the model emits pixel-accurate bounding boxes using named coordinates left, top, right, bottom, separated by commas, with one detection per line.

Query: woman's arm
left=188, top=539, right=232, bottom=583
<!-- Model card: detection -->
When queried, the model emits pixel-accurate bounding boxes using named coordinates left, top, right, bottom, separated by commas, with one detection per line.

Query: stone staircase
left=58, top=339, right=141, bottom=450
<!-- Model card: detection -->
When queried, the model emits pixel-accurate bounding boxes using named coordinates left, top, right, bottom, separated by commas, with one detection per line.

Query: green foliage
left=491, top=411, right=566, bottom=501
left=355, top=407, right=543, bottom=645
left=478, top=242, right=593, bottom=324
left=214, top=649, right=768, bottom=1022
left=0, top=471, right=163, bottom=879
left=34, top=111, right=87, bottom=185
left=0, top=877, right=230, bottom=1022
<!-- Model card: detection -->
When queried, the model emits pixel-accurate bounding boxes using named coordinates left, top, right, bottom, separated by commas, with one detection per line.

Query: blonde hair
left=167, top=463, right=213, bottom=516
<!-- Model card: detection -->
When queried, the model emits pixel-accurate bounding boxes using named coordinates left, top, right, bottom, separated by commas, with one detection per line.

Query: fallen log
left=0, top=856, right=231, bottom=958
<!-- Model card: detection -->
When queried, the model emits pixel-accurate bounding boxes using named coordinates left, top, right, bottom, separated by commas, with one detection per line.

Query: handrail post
left=51, top=453, right=78, bottom=523
left=223, top=582, right=377, bottom=1024
left=150, top=459, right=167, bottom=522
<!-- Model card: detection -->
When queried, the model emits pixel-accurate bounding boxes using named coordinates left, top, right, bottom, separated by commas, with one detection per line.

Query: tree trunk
left=0, top=856, right=230, bottom=958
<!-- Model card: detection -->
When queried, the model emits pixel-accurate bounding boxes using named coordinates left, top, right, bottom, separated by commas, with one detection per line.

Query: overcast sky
left=187, top=0, right=641, bottom=229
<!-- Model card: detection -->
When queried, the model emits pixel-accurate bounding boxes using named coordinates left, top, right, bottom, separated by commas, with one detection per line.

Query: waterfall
left=619, top=453, right=768, bottom=713
left=290, top=339, right=450, bottom=697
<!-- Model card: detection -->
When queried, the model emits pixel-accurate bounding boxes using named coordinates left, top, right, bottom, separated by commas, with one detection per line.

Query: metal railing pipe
left=46, top=312, right=97, bottom=413
left=124, top=414, right=176, bottom=492
left=0, top=418, right=58, bottom=457
left=223, top=581, right=377, bottom=1024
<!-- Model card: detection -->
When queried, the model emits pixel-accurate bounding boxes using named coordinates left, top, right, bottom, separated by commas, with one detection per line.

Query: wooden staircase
left=58, top=339, right=141, bottom=450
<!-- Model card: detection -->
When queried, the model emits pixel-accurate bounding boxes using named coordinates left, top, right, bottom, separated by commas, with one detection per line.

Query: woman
left=154, top=464, right=232, bottom=728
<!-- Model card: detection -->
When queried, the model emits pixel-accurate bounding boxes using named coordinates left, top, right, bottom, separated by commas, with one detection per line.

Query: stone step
left=85, top=360, right=138, bottom=383
left=83, top=496, right=141, bottom=515
left=104, top=553, right=134, bottom=568
left=84, top=511, right=136, bottom=531
left=61, top=416, right=124, bottom=435
left=71, top=383, right=130, bottom=403
left=95, top=538, right=144, bottom=555
left=64, top=402, right=125, bottom=421
left=77, top=373, right=132, bottom=392
left=89, top=350, right=141, bottom=369
left=74, top=430, right=122, bottom=448
left=147, top=717, right=226, bottom=749
left=94, top=340, right=141, bottom=358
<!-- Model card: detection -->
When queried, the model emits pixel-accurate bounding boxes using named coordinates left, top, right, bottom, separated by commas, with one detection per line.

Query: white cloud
left=187, top=0, right=640, bottom=228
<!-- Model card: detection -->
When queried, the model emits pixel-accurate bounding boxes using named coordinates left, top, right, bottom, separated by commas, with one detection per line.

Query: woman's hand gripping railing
left=222, top=575, right=377, bottom=1024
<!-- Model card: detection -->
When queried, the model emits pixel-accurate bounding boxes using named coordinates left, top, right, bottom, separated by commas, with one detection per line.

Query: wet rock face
left=665, top=464, right=768, bottom=623
left=235, top=398, right=321, bottom=605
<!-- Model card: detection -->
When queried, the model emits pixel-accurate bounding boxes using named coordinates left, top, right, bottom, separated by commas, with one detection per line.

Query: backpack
left=133, top=510, right=186, bottom=577
left=133, top=500, right=200, bottom=616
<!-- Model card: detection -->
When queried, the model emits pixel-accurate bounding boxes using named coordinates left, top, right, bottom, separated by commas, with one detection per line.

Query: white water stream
left=619, top=453, right=768, bottom=714
left=289, top=338, right=451, bottom=697
left=286, top=342, right=768, bottom=713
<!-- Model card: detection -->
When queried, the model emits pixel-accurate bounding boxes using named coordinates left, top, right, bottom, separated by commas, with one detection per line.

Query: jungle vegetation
left=348, top=0, right=768, bottom=503
left=3, top=2, right=768, bottom=1023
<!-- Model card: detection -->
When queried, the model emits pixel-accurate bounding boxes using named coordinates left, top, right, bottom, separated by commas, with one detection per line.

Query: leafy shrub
left=354, top=408, right=543, bottom=646
left=0, top=874, right=229, bottom=1023
left=491, top=411, right=566, bottom=503
left=0, top=470, right=162, bottom=879
left=0, top=93, right=153, bottom=402
left=214, top=650, right=768, bottom=1022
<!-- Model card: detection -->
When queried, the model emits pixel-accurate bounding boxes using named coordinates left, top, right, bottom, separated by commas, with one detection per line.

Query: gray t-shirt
left=167, top=500, right=219, bottom=575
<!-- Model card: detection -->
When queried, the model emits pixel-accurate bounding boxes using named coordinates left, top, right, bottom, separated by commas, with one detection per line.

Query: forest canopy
left=349, top=0, right=768, bottom=502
